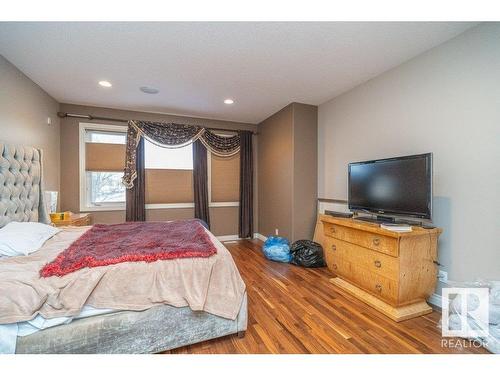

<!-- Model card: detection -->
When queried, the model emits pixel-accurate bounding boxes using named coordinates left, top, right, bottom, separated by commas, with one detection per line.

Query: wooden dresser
left=316, top=215, right=442, bottom=321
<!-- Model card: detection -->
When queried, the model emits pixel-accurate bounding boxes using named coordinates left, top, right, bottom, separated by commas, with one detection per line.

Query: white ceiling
left=0, top=22, right=477, bottom=124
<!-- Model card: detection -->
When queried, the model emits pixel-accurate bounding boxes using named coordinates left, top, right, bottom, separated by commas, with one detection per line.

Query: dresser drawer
left=323, top=222, right=399, bottom=257
left=324, top=237, right=399, bottom=281
left=344, top=261, right=399, bottom=304
left=328, top=257, right=351, bottom=279
left=324, top=244, right=350, bottom=277
left=323, top=222, right=345, bottom=239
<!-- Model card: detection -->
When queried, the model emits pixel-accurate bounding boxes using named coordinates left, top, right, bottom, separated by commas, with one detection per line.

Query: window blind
left=84, top=138, right=240, bottom=204
left=210, top=153, right=240, bottom=202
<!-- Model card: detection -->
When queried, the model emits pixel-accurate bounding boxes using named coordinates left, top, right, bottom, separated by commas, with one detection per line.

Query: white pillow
left=0, top=222, right=61, bottom=257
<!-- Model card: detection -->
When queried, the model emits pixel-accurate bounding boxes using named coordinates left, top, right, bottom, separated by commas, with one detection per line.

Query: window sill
left=80, top=202, right=239, bottom=212
left=146, top=203, right=194, bottom=209
left=80, top=205, right=126, bottom=212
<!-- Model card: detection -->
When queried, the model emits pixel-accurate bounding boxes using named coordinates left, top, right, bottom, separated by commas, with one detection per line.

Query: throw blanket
left=41, top=220, right=217, bottom=277
left=0, top=226, right=245, bottom=324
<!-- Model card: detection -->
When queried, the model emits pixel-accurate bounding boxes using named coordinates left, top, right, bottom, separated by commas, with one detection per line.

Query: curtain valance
left=123, top=120, right=242, bottom=189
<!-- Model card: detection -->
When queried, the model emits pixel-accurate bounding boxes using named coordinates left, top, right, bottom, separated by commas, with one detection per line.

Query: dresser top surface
left=320, top=214, right=442, bottom=238
left=51, top=212, right=91, bottom=226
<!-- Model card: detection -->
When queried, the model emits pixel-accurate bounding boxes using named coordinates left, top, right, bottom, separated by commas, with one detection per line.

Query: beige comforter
left=0, top=226, right=246, bottom=324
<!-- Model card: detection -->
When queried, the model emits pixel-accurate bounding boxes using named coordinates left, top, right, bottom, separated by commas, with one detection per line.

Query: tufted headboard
left=0, top=142, right=50, bottom=228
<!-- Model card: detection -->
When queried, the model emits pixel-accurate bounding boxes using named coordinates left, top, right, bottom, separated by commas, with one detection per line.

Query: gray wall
left=292, top=103, right=318, bottom=240
left=318, top=23, right=500, bottom=285
left=258, top=104, right=294, bottom=239
left=259, top=103, right=317, bottom=241
left=0, top=55, right=60, bottom=194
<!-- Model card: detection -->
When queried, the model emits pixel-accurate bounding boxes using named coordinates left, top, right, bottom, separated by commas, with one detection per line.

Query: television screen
left=348, top=153, right=432, bottom=219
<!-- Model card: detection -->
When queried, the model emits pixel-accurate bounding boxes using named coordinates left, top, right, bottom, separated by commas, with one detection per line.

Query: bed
left=0, top=142, right=247, bottom=354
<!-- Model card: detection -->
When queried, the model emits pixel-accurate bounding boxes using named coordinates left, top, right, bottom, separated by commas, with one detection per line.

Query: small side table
left=52, top=212, right=92, bottom=227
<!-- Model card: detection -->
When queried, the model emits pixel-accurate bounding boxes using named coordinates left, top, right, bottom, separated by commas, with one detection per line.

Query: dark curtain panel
left=238, top=131, right=253, bottom=238
left=192, top=139, right=210, bottom=228
left=126, top=137, right=146, bottom=221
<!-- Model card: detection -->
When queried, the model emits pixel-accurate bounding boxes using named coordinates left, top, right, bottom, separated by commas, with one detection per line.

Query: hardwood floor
left=166, top=239, right=487, bottom=354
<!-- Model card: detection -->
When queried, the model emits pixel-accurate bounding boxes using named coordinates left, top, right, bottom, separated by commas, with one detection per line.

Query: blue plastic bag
left=262, top=236, right=291, bottom=263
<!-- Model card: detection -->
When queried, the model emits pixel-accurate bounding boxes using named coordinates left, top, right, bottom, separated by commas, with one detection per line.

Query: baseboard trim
left=217, top=235, right=240, bottom=241
left=253, top=233, right=267, bottom=242
left=217, top=233, right=267, bottom=242
left=427, top=293, right=442, bottom=309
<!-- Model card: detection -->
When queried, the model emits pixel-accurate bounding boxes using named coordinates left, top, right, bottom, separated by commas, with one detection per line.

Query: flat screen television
left=348, top=153, right=432, bottom=220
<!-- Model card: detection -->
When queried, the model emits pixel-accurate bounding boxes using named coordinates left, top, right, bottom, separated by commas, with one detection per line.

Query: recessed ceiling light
left=224, top=99, right=234, bottom=104
left=98, top=80, right=112, bottom=88
left=140, top=86, right=160, bottom=94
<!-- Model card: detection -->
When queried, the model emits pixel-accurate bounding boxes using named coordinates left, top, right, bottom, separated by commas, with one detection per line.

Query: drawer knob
left=375, top=284, right=382, bottom=292
left=330, top=226, right=336, bottom=234
left=331, top=244, right=336, bottom=251
left=374, top=260, right=381, bottom=268
left=332, top=264, right=338, bottom=270
left=373, top=237, right=381, bottom=246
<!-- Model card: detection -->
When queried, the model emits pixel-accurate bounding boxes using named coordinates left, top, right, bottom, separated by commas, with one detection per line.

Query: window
left=80, top=124, right=128, bottom=211
left=79, top=122, right=239, bottom=211
left=88, top=172, right=125, bottom=204
left=87, top=131, right=126, bottom=144
left=144, top=140, right=193, bottom=170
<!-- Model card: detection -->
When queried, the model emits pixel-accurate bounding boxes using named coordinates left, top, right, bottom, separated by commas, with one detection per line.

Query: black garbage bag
left=290, top=240, right=326, bottom=268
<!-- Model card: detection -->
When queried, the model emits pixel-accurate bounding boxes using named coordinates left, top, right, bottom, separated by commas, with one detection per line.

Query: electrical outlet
left=438, top=270, right=448, bottom=283
left=275, top=228, right=279, bottom=236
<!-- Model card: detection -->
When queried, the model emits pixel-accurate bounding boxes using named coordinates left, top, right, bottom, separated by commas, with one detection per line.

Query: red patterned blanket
left=40, top=220, right=217, bottom=277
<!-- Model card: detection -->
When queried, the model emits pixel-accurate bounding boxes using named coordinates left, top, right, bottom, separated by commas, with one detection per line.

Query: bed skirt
left=16, top=293, right=247, bottom=354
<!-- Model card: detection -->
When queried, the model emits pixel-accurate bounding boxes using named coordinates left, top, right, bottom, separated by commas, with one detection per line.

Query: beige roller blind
left=211, top=153, right=240, bottom=202
left=85, top=143, right=126, bottom=171
left=145, top=169, right=194, bottom=204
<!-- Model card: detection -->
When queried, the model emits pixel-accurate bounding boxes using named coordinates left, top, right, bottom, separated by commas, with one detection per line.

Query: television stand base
left=330, top=277, right=433, bottom=322
left=354, top=215, right=435, bottom=228
left=354, top=215, right=396, bottom=224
